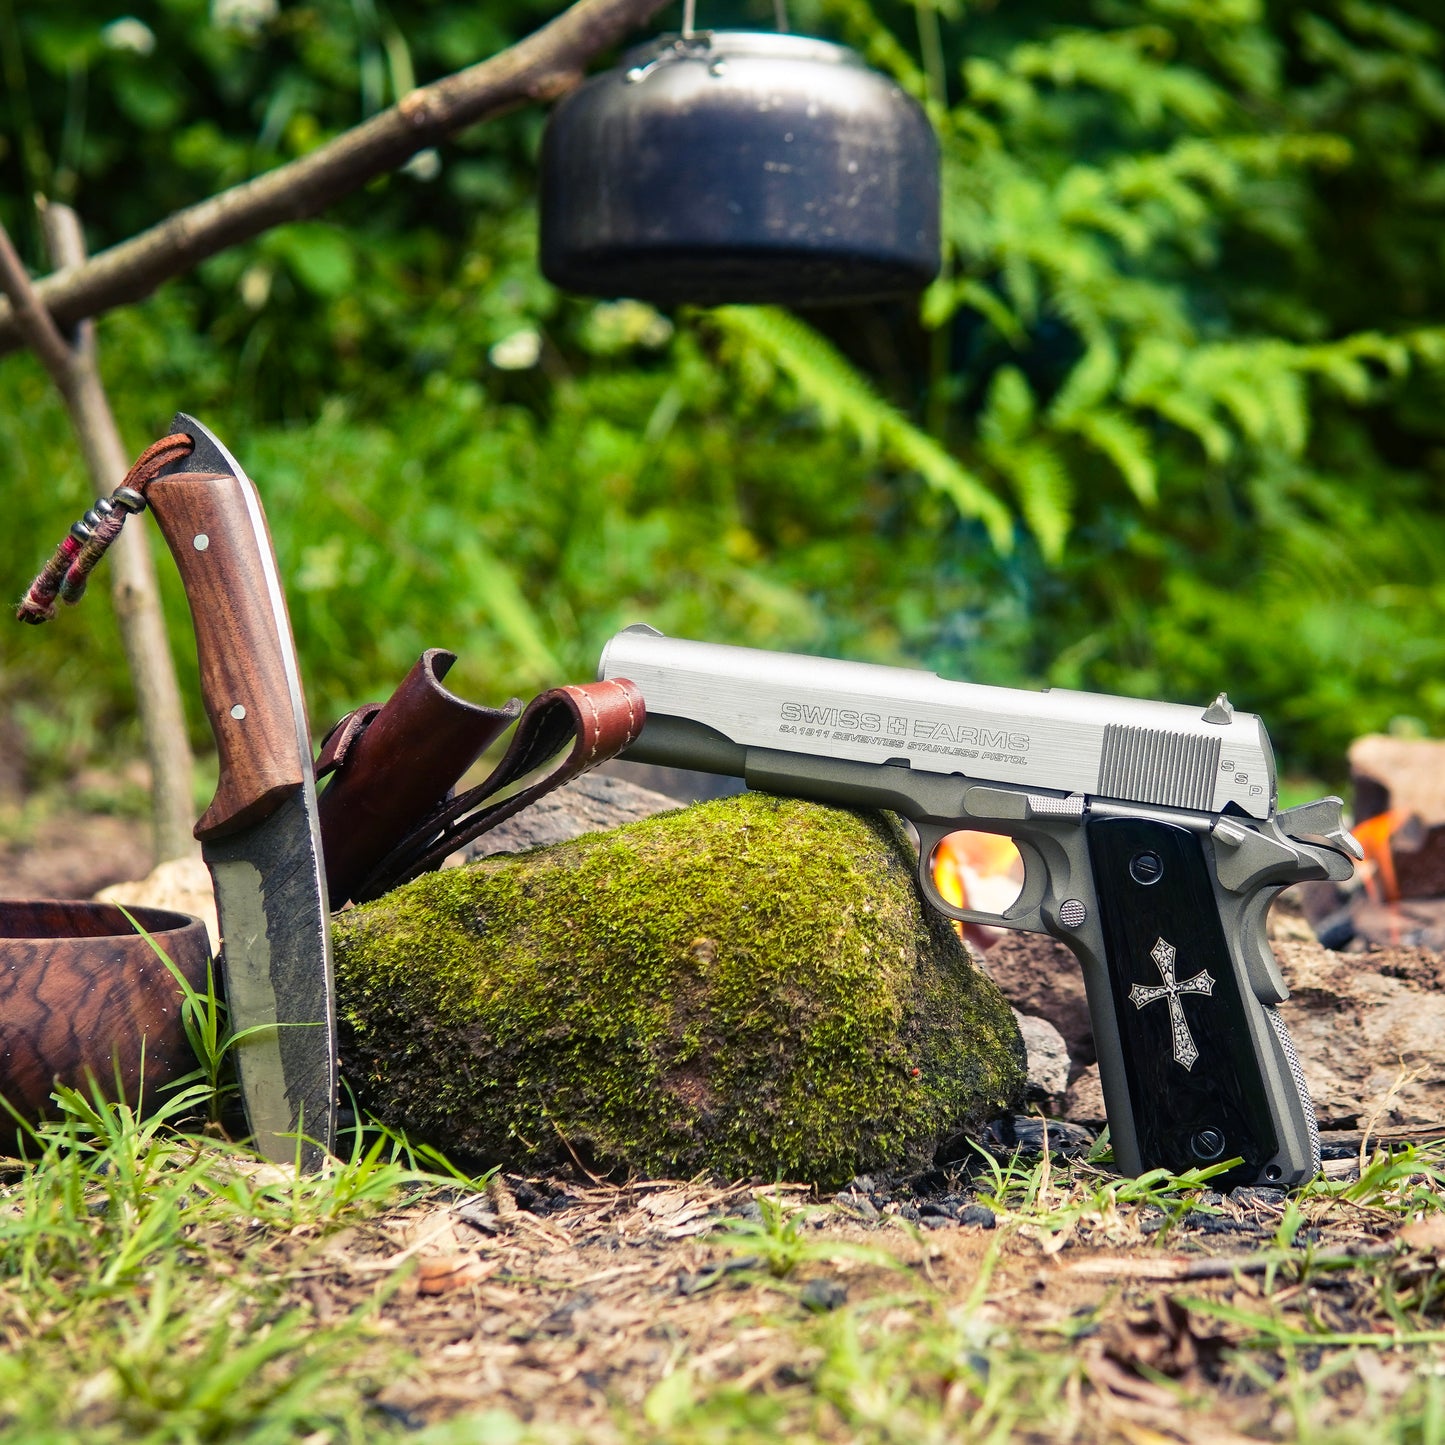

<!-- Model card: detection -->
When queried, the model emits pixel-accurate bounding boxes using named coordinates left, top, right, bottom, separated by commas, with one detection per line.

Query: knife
left=148, top=413, right=336, bottom=1171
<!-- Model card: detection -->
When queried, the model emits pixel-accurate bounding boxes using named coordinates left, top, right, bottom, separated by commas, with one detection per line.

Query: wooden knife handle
left=148, top=470, right=305, bottom=840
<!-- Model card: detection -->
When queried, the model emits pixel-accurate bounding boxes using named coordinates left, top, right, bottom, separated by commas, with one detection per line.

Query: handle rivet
left=231, top=704, right=246, bottom=720
left=1059, top=899, right=1087, bottom=930
left=193, top=533, right=210, bottom=551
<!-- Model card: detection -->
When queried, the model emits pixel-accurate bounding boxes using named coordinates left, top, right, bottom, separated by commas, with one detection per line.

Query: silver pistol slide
left=599, top=625, right=1362, bottom=1187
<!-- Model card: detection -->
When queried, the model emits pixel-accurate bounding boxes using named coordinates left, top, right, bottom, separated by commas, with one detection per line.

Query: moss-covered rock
left=332, top=792, right=1025, bottom=1186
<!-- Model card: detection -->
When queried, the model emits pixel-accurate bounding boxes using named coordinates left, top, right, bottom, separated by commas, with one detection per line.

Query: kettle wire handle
left=680, top=0, right=790, bottom=39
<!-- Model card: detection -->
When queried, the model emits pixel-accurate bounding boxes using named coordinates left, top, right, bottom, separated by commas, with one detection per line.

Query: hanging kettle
left=538, top=14, right=940, bottom=306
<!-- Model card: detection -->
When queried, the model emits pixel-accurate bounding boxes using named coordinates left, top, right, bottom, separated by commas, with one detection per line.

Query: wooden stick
left=40, top=202, right=197, bottom=862
left=1065, top=1244, right=1397, bottom=1281
left=0, top=0, right=672, bottom=357
left=0, top=208, right=196, bottom=862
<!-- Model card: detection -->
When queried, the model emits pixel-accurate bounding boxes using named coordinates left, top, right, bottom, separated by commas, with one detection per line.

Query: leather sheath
left=316, top=649, right=520, bottom=906
left=344, top=675, right=646, bottom=904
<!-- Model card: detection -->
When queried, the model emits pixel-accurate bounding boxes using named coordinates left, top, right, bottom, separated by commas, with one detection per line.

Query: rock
left=333, top=792, right=1026, bottom=1188
left=1063, top=1063, right=1107, bottom=1127
left=1275, top=939, right=1445, bottom=1131
left=1013, top=1010, right=1070, bottom=1105
left=1350, top=897, right=1445, bottom=952
left=1349, top=734, right=1445, bottom=899
left=1350, top=735, right=1445, bottom=826
left=463, top=773, right=681, bottom=860
left=594, top=759, right=747, bottom=805
left=974, top=932, right=1093, bottom=1071
left=95, top=854, right=218, bottom=952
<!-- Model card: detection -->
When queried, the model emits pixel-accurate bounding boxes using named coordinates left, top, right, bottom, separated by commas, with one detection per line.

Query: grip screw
left=1129, top=850, right=1164, bottom=885
left=1191, top=1127, right=1225, bottom=1161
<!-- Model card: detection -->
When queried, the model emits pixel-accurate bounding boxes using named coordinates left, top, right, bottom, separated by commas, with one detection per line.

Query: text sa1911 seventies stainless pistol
left=599, top=625, right=1362, bottom=1187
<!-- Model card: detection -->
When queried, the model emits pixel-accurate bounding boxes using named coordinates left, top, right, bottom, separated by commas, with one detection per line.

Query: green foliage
left=0, top=1087, right=418, bottom=1440
left=1, top=0, right=1444, bottom=786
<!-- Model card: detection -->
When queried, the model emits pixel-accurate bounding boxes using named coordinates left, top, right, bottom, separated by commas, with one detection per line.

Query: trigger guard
left=915, top=824, right=1047, bottom=929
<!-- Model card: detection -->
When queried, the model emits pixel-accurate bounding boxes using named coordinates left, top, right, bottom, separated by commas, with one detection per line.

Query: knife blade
left=148, top=413, right=336, bottom=1171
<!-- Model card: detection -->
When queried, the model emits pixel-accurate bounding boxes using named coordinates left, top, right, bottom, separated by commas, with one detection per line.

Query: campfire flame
left=931, top=830, right=1025, bottom=951
left=1353, top=808, right=1408, bottom=904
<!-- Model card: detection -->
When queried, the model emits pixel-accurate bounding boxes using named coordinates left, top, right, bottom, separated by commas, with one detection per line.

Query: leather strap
left=316, top=649, right=522, bottom=906
left=348, top=676, right=645, bottom=904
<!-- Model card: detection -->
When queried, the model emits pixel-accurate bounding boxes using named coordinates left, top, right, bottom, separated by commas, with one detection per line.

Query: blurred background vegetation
left=1, top=0, right=1442, bottom=806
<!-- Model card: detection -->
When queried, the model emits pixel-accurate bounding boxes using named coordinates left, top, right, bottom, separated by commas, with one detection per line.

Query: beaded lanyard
left=17, top=431, right=194, bottom=624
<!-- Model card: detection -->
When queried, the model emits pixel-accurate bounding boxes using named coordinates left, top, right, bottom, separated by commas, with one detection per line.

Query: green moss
left=332, top=793, right=1025, bottom=1187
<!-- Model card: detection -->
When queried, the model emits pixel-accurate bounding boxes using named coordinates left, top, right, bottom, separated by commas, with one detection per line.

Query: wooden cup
left=0, top=900, right=211, bottom=1140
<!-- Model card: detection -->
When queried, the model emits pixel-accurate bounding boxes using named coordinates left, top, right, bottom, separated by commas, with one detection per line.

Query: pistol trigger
left=1241, top=903, right=1290, bottom=1005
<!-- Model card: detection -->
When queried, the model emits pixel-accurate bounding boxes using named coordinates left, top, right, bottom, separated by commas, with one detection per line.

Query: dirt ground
left=298, top=1159, right=1418, bottom=1442
left=9, top=804, right=1445, bottom=1442
left=0, top=801, right=153, bottom=900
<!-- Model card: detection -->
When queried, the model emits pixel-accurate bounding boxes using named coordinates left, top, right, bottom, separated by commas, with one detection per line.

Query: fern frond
left=1006, top=28, right=1227, bottom=130
left=709, top=307, right=1014, bottom=552
left=980, top=366, right=1036, bottom=450
left=1048, top=332, right=1119, bottom=420
left=922, top=277, right=1026, bottom=345
left=993, top=440, right=1074, bottom=563
left=1061, top=409, right=1158, bottom=504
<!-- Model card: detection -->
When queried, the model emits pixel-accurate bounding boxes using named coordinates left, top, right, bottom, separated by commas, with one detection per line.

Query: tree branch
left=0, top=218, right=77, bottom=384
left=0, top=0, right=672, bottom=357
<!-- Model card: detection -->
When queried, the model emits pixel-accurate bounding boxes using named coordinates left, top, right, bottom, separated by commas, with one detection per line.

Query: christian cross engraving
left=1129, top=937, right=1215, bottom=1071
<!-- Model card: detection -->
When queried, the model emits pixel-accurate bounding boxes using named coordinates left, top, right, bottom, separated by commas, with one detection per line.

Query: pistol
left=599, top=624, right=1361, bottom=1187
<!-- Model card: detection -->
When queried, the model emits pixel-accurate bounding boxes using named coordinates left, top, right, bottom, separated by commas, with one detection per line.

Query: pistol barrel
left=599, top=625, right=1276, bottom=819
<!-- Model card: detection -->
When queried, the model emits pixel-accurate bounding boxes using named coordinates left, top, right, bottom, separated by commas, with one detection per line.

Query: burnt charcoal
left=1137, top=1208, right=1167, bottom=1234
left=1197, top=1216, right=1264, bottom=1237
left=907, top=1166, right=952, bottom=1195
left=836, top=1193, right=879, bottom=1222
left=1314, top=908, right=1357, bottom=950
left=1389, top=816, right=1445, bottom=899
left=800, top=1277, right=849, bottom=1311
left=1230, top=1186, right=1287, bottom=1212
left=959, top=1204, right=996, bottom=1229
left=918, top=1200, right=957, bottom=1218
left=982, top=1115, right=1095, bottom=1159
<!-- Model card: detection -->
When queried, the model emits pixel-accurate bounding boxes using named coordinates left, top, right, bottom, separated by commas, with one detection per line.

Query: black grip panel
left=1087, top=815, right=1278, bottom=1184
